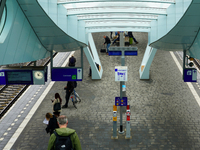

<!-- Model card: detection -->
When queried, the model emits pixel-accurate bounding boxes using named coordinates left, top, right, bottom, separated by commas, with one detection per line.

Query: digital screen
left=6, top=71, right=33, bottom=84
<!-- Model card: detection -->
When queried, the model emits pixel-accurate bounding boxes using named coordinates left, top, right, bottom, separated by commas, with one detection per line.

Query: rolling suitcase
left=100, top=49, right=106, bottom=53
left=100, top=45, right=106, bottom=53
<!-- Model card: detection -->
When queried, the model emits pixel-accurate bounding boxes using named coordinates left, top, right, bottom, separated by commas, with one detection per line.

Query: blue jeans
left=107, top=43, right=111, bottom=53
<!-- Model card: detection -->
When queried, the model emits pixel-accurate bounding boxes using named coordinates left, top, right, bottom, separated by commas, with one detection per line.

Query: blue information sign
left=184, top=68, right=197, bottom=82
left=109, top=51, right=121, bottom=56
left=125, top=51, right=137, bottom=56
left=115, top=97, right=127, bottom=106
left=51, top=68, right=82, bottom=81
left=109, top=51, right=137, bottom=56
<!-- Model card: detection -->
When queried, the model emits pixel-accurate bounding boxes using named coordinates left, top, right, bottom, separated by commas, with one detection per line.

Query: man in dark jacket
left=62, top=81, right=75, bottom=108
left=68, top=55, right=76, bottom=67
left=47, top=115, right=81, bottom=150
left=103, top=35, right=111, bottom=54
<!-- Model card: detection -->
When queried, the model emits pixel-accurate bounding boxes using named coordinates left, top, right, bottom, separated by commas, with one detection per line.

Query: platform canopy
left=58, top=0, right=174, bottom=33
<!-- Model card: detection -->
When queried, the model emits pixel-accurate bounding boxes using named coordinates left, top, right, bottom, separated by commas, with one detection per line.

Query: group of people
left=45, top=55, right=82, bottom=150
left=103, top=31, right=139, bottom=54
left=44, top=33, right=138, bottom=148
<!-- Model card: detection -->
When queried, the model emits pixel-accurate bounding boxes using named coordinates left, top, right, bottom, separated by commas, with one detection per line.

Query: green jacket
left=47, top=127, right=81, bottom=150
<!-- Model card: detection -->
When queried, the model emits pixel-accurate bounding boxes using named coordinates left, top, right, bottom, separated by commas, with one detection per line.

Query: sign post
left=125, top=105, right=132, bottom=139
left=111, top=105, right=118, bottom=139
left=112, top=32, right=137, bottom=135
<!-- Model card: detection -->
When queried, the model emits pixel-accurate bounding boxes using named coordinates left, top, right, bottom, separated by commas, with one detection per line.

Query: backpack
left=53, top=99, right=61, bottom=111
left=54, top=131, right=73, bottom=150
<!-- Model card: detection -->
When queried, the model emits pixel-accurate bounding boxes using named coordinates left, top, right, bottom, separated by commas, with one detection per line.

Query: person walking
left=112, top=31, right=120, bottom=45
left=128, top=31, right=138, bottom=44
left=46, top=111, right=60, bottom=136
left=103, top=35, right=111, bottom=55
left=47, top=115, right=82, bottom=150
left=52, top=93, right=62, bottom=113
left=62, top=81, right=75, bottom=108
left=68, top=55, right=76, bottom=67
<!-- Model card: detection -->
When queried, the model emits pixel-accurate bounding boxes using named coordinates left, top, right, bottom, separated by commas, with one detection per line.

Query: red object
left=127, top=105, right=130, bottom=109
left=127, top=116, right=130, bottom=121
left=126, top=112, right=130, bottom=121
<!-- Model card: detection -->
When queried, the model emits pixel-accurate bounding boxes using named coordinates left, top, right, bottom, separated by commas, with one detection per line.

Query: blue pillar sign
left=184, top=68, right=197, bottom=82
left=115, top=97, right=127, bottom=106
left=51, top=68, right=82, bottom=81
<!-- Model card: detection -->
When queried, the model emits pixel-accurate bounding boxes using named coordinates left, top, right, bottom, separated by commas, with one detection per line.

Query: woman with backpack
left=52, top=93, right=62, bottom=113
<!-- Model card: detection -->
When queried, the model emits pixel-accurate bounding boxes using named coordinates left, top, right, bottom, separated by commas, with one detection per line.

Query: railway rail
left=0, top=53, right=57, bottom=119
left=193, top=58, right=200, bottom=71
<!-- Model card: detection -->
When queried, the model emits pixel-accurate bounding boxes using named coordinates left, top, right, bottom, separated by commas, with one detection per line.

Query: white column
left=83, top=33, right=103, bottom=79
left=139, top=44, right=157, bottom=79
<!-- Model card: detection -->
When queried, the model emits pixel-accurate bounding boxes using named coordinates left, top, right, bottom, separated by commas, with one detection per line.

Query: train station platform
left=1, top=32, right=200, bottom=150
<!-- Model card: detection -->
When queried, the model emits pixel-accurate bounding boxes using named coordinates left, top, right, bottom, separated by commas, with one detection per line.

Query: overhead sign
left=0, top=67, right=47, bottom=85
left=109, top=46, right=138, bottom=56
left=184, top=68, right=197, bottom=82
left=109, top=51, right=137, bottom=56
left=115, top=97, right=127, bottom=106
left=51, top=68, right=82, bottom=81
left=115, top=66, right=127, bottom=81
left=7, top=71, right=33, bottom=84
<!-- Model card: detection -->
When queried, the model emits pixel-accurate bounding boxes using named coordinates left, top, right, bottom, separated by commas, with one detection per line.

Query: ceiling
left=58, top=0, right=175, bottom=33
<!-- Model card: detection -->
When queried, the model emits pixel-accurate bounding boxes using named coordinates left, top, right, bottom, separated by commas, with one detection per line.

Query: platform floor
left=1, top=32, right=200, bottom=150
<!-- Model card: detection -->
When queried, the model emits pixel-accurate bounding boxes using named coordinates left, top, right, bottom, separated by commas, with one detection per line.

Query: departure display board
left=0, top=67, right=47, bottom=85
left=6, top=71, right=33, bottom=84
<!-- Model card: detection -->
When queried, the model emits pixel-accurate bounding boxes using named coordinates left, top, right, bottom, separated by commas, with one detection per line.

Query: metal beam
left=67, top=9, right=167, bottom=16
left=63, top=2, right=171, bottom=9
left=58, top=0, right=175, bottom=5
left=85, top=27, right=150, bottom=33
left=78, top=18, right=157, bottom=21
left=85, top=22, right=151, bottom=28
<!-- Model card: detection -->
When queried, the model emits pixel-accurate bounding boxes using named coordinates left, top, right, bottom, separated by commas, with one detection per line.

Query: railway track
left=0, top=53, right=57, bottom=119
left=193, top=58, right=200, bottom=71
